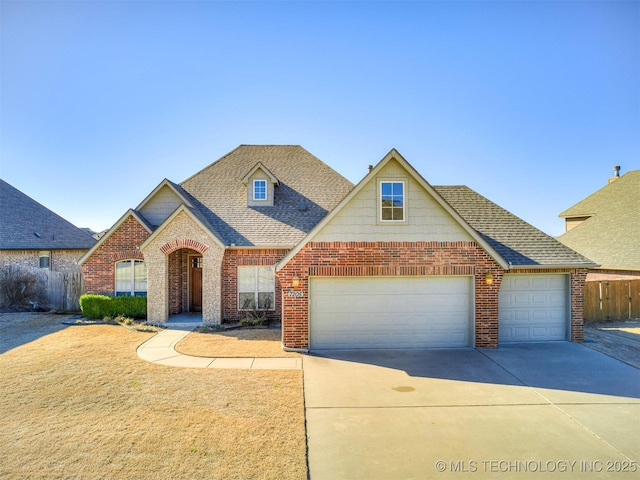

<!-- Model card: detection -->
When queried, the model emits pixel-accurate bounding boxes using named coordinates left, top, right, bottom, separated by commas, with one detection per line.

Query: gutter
left=508, top=263, right=599, bottom=270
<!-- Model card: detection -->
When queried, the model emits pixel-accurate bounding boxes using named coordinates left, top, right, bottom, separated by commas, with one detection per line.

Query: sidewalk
left=136, top=327, right=302, bottom=370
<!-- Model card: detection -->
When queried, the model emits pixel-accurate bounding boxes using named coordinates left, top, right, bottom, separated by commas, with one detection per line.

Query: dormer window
left=253, top=180, right=267, bottom=201
left=242, top=162, right=279, bottom=207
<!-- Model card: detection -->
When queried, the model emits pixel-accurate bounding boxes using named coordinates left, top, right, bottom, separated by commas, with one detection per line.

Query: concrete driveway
left=303, top=343, right=640, bottom=479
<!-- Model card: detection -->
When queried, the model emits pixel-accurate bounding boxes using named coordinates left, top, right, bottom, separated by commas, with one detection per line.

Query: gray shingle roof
left=557, top=170, right=640, bottom=270
left=434, top=185, right=596, bottom=267
left=179, top=145, right=354, bottom=247
left=0, top=179, right=96, bottom=250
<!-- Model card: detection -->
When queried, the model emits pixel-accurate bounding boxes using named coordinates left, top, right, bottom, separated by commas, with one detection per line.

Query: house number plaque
left=287, top=291, right=304, bottom=298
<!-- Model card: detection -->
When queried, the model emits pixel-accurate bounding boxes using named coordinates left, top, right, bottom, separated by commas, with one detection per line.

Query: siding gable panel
left=314, top=159, right=472, bottom=242
left=139, top=185, right=184, bottom=226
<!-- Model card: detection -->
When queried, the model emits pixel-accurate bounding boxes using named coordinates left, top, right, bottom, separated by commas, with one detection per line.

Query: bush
left=0, top=265, right=46, bottom=312
left=79, top=294, right=147, bottom=320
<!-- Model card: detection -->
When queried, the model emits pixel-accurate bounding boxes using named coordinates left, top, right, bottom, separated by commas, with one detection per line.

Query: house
left=276, top=149, right=596, bottom=350
left=79, top=145, right=354, bottom=325
left=557, top=167, right=639, bottom=321
left=558, top=167, right=640, bottom=281
left=80, top=146, right=595, bottom=350
left=0, top=179, right=96, bottom=272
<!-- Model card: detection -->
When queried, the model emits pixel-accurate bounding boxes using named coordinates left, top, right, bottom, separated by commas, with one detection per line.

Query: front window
left=39, top=251, right=50, bottom=269
left=238, top=266, right=275, bottom=310
left=380, top=181, right=404, bottom=221
left=115, top=260, right=147, bottom=296
left=253, top=180, right=267, bottom=200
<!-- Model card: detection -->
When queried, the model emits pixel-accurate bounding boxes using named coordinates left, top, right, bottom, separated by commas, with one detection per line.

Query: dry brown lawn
left=0, top=323, right=306, bottom=480
left=176, top=328, right=301, bottom=358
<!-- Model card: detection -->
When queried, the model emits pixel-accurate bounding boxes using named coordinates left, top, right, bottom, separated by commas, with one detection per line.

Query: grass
left=0, top=325, right=306, bottom=480
left=176, top=328, right=301, bottom=358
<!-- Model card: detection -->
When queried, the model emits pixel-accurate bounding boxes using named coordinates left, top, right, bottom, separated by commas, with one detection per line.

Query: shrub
left=0, top=265, right=46, bottom=312
left=79, top=294, right=147, bottom=320
left=79, top=295, right=111, bottom=319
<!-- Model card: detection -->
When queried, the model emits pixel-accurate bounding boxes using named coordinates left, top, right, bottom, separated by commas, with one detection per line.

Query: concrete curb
left=136, top=327, right=302, bottom=370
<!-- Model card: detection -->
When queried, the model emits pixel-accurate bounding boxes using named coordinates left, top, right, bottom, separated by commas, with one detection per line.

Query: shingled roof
left=557, top=170, right=640, bottom=270
left=179, top=145, right=354, bottom=247
left=434, top=185, right=596, bottom=267
left=0, top=179, right=96, bottom=250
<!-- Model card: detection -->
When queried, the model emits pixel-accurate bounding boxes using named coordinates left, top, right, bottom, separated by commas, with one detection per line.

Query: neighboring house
left=558, top=168, right=640, bottom=281
left=277, top=149, right=595, bottom=350
left=80, top=146, right=595, bottom=350
left=0, top=179, right=96, bottom=272
left=79, top=145, right=354, bottom=325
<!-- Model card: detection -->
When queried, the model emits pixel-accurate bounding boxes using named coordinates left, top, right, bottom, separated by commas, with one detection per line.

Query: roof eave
left=277, top=148, right=511, bottom=272
left=139, top=205, right=226, bottom=251
left=79, top=210, right=153, bottom=265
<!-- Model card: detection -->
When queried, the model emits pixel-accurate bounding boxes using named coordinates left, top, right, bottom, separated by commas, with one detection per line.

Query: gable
left=139, top=184, right=185, bottom=226
left=244, top=166, right=277, bottom=207
left=313, top=159, right=473, bottom=242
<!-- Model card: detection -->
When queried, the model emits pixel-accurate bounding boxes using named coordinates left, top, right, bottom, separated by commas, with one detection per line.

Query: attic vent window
left=253, top=180, right=267, bottom=201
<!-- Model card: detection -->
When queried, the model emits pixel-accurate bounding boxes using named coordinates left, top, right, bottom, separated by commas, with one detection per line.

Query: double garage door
left=309, top=276, right=473, bottom=349
left=308, top=274, right=569, bottom=350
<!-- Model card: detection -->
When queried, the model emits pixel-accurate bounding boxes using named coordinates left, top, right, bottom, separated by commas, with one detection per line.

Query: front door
left=189, top=256, right=203, bottom=312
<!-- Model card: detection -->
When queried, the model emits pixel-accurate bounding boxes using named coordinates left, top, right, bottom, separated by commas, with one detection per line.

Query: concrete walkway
left=136, top=326, right=302, bottom=370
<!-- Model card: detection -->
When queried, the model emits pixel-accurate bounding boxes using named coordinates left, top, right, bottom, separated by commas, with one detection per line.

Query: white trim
left=378, top=178, right=407, bottom=223
left=253, top=179, right=268, bottom=201
left=276, top=149, right=511, bottom=271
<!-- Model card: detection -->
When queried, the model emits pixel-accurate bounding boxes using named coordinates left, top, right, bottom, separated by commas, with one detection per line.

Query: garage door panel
left=310, top=276, right=472, bottom=349
left=499, top=274, right=568, bottom=343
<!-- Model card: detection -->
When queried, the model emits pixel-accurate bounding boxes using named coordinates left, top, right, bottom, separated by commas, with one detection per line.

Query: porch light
left=292, top=275, right=300, bottom=288
left=485, top=272, right=493, bottom=286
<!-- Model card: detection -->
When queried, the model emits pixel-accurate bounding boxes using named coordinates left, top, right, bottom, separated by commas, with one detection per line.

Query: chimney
left=368, top=165, right=373, bottom=173
left=608, top=165, right=621, bottom=184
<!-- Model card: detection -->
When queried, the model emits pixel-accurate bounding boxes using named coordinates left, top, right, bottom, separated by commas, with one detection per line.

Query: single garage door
left=499, top=274, right=568, bottom=342
left=309, top=276, right=472, bottom=349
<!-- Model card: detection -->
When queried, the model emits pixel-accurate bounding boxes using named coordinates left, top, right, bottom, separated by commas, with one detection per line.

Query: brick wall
left=222, top=248, right=289, bottom=323
left=82, top=216, right=149, bottom=295
left=1, top=249, right=87, bottom=273
left=278, top=241, right=504, bottom=350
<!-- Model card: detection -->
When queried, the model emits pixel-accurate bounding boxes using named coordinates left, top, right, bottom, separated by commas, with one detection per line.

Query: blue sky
left=1, top=0, right=638, bottom=236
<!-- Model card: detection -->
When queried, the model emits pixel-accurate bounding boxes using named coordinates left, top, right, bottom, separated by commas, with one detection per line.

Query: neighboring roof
left=557, top=170, right=640, bottom=270
left=435, top=186, right=596, bottom=268
left=0, top=179, right=96, bottom=250
left=179, top=145, right=354, bottom=247
left=278, top=149, right=595, bottom=271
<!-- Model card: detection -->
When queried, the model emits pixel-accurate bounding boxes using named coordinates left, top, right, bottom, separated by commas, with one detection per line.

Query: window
left=238, top=266, right=275, bottom=310
left=39, top=251, right=50, bottom=269
left=115, top=260, right=147, bottom=296
left=253, top=180, right=267, bottom=200
left=380, top=181, right=404, bottom=221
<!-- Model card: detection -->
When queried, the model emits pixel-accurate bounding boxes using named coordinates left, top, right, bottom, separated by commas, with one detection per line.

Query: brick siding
left=82, top=216, right=149, bottom=295
left=222, top=249, right=289, bottom=323
left=278, top=241, right=504, bottom=350
left=278, top=241, right=587, bottom=350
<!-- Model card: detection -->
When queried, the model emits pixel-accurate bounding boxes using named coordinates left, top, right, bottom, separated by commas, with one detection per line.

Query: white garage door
left=309, top=276, right=472, bottom=349
left=499, top=274, right=568, bottom=342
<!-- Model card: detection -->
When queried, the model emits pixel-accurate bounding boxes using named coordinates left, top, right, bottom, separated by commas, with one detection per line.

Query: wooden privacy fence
left=584, top=280, right=640, bottom=322
left=0, top=264, right=85, bottom=312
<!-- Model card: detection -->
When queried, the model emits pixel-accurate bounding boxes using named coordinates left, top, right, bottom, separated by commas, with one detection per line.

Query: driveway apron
left=303, top=343, right=640, bottom=479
